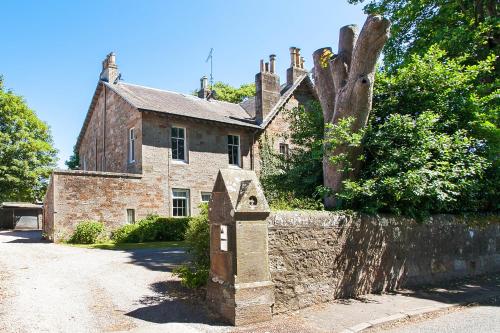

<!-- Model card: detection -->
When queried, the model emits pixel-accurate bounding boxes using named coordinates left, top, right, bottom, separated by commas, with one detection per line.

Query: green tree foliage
left=210, top=82, right=255, bottom=103
left=259, top=101, right=325, bottom=209
left=65, top=145, right=80, bottom=170
left=340, top=112, right=490, bottom=217
left=0, top=77, right=57, bottom=202
left=339, top=47, right=498, bottom=216
left=348, top=0, right=499, bottom=72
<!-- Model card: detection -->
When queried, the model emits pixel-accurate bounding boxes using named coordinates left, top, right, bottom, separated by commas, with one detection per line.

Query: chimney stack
left=255, top=54, right=281, bottom=124
left=198, top=76, right=210, bottom=99
left=99, top=52, right=120, bottom=83
left=286, top=47, right=308, bottom=86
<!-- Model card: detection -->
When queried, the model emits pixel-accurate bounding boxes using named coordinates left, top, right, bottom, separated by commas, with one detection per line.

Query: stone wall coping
left=53, top=169, right=143, bottom=179
left=268, top=210, right=500, bottom=228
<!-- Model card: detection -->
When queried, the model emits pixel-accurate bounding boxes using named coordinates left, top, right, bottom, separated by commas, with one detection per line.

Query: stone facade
left=267, top=211, right=500, bottom=314
left=78, top=85, right=142, bottom=174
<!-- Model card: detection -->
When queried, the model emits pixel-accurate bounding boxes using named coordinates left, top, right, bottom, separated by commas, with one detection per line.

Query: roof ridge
left=118, top=81, right=245, bottom=107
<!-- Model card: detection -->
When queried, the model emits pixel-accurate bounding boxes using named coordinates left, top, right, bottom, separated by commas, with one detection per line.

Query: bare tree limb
left=315, top=15, right=390, bottom=208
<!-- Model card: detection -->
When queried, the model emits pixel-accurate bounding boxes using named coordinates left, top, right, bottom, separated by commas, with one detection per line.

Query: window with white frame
left=201, top=192, right=212, bottom=203
left=279, top=143, right=289, bottom=157
left=227, top=135, right=240, bottom=166
left=171, top=127, right=186, bottom=161
left=172, top=189, right=190, bottom=217
left=127, top=209, right=135, bottom=224
left=129, top=128, right=136, bottom=163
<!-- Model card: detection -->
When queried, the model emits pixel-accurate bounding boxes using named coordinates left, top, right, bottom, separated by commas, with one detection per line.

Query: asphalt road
left=383, top=297, right=500, bottom=333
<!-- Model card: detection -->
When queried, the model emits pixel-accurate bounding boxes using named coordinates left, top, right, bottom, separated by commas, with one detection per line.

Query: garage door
left=14, top=210, right=40, bottom=230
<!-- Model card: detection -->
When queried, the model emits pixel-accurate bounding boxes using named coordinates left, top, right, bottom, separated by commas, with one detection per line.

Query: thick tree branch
left=313, top=47, right=336, bottom=122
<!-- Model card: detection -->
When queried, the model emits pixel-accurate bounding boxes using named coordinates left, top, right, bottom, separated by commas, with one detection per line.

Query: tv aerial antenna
left=205, top=48, right=214, bottom=88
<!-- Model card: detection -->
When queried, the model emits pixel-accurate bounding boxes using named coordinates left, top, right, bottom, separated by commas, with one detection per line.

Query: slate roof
left=105, top=82, right=260, bottom=129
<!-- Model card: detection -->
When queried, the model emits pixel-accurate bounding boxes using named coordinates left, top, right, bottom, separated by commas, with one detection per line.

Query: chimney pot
left=260, top=59, right=265, bottom=73
left=265, top=62, right=269, bottom=72
left=289, top=47, right=297, bottom=67
left=269, top=54, right=276, bottom=73
left=295, top=48, right=301, bottom=68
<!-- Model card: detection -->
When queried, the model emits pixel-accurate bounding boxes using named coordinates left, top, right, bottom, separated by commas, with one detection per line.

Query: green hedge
left=112, top=215, right=189, bottom=243
left=68, top=220, right=105, bottom=244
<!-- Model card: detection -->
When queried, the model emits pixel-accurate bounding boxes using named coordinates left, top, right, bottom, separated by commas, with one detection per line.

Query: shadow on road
left=126, top=248, right=189, bottom=273
left=126, top=280, right=226, bottom=325
left=1, top=230, right=49, bottom=243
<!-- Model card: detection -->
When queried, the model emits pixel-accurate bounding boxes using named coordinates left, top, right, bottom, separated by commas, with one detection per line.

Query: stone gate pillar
left=206, top=169, right=274, bottom=326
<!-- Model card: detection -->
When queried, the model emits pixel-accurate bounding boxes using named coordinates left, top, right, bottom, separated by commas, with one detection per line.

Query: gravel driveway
left=0, top=230, right=228, bottom=333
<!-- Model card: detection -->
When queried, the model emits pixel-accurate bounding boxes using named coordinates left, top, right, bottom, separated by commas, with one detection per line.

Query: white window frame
left=126, top=209, right=135, bottom=224
left=171, top=126, right=187, bottom=162
left=172, top=189, right=190, bottom=217
left=129, top=127, right=136, bottom=163
left=201, top=192, right=212, bottom=203
left=227, top=134, right=241, bottom=167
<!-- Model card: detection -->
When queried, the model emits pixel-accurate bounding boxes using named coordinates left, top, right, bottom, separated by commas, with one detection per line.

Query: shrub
left=269, top=193, right=324, bottom=211
left=68, top=220, right=105, bottom=244
left=111, top=223, right=139, bottom=243
left=174, top=204, right=210, bottom=288
left=112, top=215, right=189, bottom=243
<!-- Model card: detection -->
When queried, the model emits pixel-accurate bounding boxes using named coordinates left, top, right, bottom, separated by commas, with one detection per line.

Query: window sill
left=172, top=160, right=189, bottom=165
left=228, top=164, right=242, bottom=169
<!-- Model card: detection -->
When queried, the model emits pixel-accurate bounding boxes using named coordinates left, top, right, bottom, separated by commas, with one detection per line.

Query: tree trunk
left=313, top=15, right=390, bottom=208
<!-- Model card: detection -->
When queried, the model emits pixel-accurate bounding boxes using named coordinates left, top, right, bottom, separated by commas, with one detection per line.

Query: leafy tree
left=0, top=76, right=57, bottom=202
left=338, top=47, right=499, bottom=215
left=349, top=0, right=499, bottom=72
left=200, top=82, right=255, bottom=103
left=65, top=145, right=80, bottom=170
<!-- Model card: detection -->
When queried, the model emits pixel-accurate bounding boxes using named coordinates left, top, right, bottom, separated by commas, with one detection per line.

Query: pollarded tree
left=313, top=15, right=391, bottom=207
left=0, top=76, right=57, bottom=202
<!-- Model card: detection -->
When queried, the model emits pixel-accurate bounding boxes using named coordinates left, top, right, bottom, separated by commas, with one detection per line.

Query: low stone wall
left=267, top=211, right=500, bottom=314
left=43, top=170, right=168, bottom=242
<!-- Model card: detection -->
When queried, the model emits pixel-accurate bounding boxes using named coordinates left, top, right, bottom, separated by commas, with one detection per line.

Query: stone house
left=43, top=48, right=317, bottom=241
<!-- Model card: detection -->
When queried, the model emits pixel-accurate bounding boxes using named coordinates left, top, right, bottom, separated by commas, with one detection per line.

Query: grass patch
left=66, top=240, right=187, bottom=250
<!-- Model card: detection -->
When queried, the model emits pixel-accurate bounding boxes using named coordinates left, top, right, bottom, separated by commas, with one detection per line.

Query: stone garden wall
left=267, top=211, right=500, bottom=314
left=43, top=170, right=168, bottom=242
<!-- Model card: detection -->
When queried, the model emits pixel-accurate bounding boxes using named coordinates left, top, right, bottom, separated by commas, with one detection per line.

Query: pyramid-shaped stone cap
left=212, top=169, right=270, bottom=214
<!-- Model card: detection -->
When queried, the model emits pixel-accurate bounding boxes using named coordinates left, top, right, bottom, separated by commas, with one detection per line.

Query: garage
left=0, top=202, right=43, bottom=230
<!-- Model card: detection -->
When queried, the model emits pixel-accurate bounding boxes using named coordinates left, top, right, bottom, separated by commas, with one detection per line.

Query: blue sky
left=2, top=1, right=367, bottom=167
